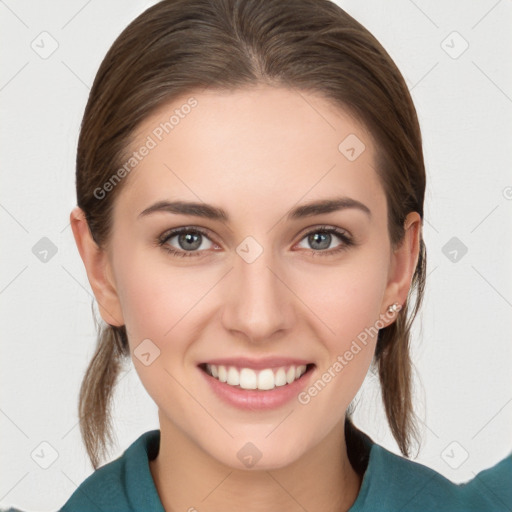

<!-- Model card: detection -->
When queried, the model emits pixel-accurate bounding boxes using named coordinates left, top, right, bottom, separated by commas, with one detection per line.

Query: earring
left=387, top=302, right=401, bottom=314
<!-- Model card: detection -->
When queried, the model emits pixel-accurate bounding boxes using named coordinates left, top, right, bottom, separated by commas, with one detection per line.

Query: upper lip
left=199, top=357, right=313, bottom=370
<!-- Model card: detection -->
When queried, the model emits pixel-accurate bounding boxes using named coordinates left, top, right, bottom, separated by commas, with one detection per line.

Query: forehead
left=115, top=85, right=386, bottom=224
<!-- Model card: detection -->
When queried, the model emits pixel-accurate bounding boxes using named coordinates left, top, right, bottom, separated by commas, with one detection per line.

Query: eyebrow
left=138, top=196, right=372, bottom=222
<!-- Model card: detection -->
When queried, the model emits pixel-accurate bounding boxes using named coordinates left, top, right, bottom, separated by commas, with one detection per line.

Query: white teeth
left=218, top=365, right=227, bottom=383
left=274, top=367, right=287, bottom=387
left=240, top=368, right=257, bottom=389
left=205, top=364, right=308, bottom=390
left=227, top=366, right=240, bottom=386
left=258, top=369, right=275, bottom=390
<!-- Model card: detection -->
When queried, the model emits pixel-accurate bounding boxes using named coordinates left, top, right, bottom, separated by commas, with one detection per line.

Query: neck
left=150, top=414, right=363, bottom=512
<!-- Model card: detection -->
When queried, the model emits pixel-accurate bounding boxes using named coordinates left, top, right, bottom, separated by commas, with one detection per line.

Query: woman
left=55, top=0, right=511, bottom=510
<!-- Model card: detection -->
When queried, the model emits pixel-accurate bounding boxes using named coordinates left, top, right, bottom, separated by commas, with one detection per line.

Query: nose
left=221, top=242, right=295, bottom=343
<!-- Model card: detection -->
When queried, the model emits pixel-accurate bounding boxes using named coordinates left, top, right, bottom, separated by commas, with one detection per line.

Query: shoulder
left=59, top=456, right=126, bottom=512
left=361, top=443, right=465, bottom=510
left=59, top=430, right=163, bottom=512
left=462, top=450, right=512, bottom=509
left=351, top=439, right=512, bottom=512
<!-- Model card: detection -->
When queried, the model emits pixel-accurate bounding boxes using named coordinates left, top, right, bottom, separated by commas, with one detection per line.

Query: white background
left=1, top=0, right=511, bottom=510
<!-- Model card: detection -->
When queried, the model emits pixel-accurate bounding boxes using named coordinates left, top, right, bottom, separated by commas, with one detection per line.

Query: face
left=89, top=85, right=413, bottom=470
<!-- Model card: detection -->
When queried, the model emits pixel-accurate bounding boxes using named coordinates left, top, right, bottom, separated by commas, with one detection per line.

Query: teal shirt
left=56, top=429, right=511, bottom=511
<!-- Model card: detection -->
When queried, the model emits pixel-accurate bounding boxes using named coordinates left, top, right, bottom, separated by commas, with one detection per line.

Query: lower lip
left=199, top=365, right=315, bottom=410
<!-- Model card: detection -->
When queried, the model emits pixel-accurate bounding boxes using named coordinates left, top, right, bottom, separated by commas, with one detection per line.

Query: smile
left=199, top=363, right=314, bottom=391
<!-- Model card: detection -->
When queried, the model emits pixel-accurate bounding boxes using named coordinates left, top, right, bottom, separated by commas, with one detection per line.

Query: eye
left=295, top=226, right=355, bottom=257
left=156, top=225, right=355, bottom=259
left=157, top=227, right=216, bottom=258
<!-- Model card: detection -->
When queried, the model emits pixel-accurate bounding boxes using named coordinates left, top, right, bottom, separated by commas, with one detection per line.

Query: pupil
left=180, top=232, right=201, bottom=250
left=310, top=232, right=330, bottom=250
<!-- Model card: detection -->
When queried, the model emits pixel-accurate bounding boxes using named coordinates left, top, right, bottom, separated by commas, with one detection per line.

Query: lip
left=198, top=357, right=313, bottom=370
left=198, top=362, right=316, bottom=410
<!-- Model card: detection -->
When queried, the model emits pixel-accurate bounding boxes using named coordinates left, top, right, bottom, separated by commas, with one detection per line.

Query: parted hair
left=75, top=0, right=426, bottom=469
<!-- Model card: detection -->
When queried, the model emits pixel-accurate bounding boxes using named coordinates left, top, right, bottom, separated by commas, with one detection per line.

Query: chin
left=204, top=433, right=311, bottom=472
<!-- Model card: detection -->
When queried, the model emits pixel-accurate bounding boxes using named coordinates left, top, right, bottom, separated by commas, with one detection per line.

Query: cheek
left=291, top=246, right=388, bottom=409
left=294, top=250, right=389, bottom=343
left=296, top=266, right=383, bottom=421
left=114, top=236, right=205, bottom=328
left=113, top=245, right=217, bottom=362
left=112, top=244, right=183, bottom=343
left=112, top=249, right=200, bottom=404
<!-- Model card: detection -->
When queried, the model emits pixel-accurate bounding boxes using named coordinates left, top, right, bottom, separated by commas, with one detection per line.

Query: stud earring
left=387, top=302, right=401, bottom=314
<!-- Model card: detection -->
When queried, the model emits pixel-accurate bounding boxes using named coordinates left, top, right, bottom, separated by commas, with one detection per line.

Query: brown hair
left=76, top=0, right=426, bottom=469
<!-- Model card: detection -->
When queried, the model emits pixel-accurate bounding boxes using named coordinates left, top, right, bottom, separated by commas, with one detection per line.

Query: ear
left=69, top=206, right=124, bottom=327
left=380, top=211, right=422, bottom=326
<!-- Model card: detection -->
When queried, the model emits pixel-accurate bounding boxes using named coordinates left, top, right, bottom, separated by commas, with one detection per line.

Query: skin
left=71, top=85, right=421, bottom=512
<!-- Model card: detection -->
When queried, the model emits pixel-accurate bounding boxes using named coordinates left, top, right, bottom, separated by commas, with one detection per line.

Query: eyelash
left=156, top=225, right=355, bottom=259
